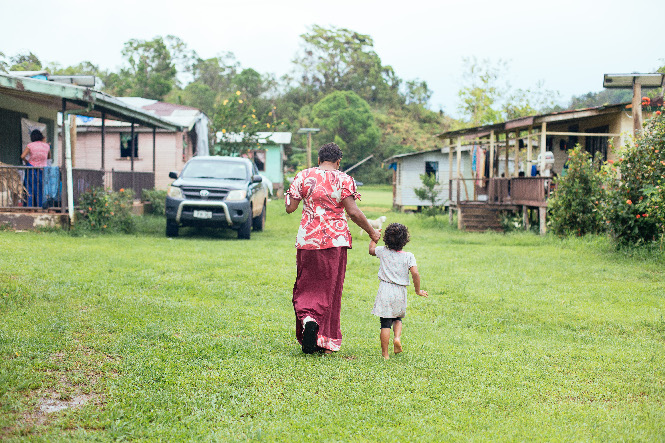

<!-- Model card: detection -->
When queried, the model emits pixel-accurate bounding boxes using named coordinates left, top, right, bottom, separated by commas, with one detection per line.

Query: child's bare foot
left=382, top=353, right=390, bottom=360
left=393, top=337, right=402, bottom=354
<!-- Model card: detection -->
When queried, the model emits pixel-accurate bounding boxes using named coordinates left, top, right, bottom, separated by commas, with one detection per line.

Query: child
left=369, top=223, right=428, bottom=359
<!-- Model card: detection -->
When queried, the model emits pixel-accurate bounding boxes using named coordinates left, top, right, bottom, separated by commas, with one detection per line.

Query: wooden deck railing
left=450, top=177, right=554, bottom=207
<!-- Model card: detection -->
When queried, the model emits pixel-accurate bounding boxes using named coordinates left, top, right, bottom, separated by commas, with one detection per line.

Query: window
left=425, top=161, right=439, bottom=180
left=120, top=133, right=138, bottom=158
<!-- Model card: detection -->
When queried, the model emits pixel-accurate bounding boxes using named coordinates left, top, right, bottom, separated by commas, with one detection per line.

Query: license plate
left=193, top=210, right=212, bottom=219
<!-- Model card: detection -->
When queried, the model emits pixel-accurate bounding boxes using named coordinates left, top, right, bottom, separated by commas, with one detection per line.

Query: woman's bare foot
left=393, top=337, right=402, bottom=354
left=382, top=353, right=390, bottom=360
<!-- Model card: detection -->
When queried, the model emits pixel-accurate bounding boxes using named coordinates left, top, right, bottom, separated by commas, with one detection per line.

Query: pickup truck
left=165, top=156, right=267, bottom=239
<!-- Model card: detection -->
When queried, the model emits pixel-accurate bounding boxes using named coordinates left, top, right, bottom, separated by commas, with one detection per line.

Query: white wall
left=395, top=150, right=471, bottom=207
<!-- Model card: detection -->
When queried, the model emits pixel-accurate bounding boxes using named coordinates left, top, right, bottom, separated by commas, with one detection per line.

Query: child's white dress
left=371, top=246, right=416, bottom=318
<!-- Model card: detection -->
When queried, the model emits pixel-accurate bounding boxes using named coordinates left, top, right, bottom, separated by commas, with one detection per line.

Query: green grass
left=1, top=190, right=664, bottom=441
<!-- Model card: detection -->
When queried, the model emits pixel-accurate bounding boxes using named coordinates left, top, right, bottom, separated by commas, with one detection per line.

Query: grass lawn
left=1, top=185, right=664, bottom=441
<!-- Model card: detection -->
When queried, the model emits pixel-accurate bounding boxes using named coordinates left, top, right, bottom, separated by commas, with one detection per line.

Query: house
left=435, top=101, right=659, bottom=233
left=215, top=131, right=291, bottom=195
left=385, top=148, right=474, bottom=211
left=72, top=98, right=210, bottom=190
left=0, top=72, right=181, bottom=229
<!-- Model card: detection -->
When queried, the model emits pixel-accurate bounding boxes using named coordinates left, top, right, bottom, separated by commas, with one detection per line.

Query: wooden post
left=632, top=80, right=643, bottom=136
left=527, top=126, right=533, bottom=176
left=61, top=98, right=67, bottom=215
left=489, top=130, right=495, bottom=178
left=101, top=111, right=106, bottom=171
left=514, top=130, right=520, bottom=177
left=308, top=132, right=313, bottom=168
left=448, top=138, right=453, bottom=225
left=523, top=205, right=529, bottom=231
left=152, top=127, right=156, bottom=173
left=540, top=122, right=547, bottom=174
left=539, top=207, right=547, bottom=235
left=504, top=132, right=509, bottom=177
left=456, top=137, right=463, bottom=230
left=69, top=114, right=77, bottom=168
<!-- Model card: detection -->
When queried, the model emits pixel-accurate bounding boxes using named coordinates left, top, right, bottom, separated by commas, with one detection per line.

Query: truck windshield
left=181, top=161, right=248, bottom=180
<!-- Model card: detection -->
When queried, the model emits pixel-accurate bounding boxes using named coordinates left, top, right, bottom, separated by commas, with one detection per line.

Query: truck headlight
left=226, top=189, right=247, bottom=201
left=167, top=186, right=183, bottom=199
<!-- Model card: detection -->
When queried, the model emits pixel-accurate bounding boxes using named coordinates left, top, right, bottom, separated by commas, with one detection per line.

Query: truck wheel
left=237, top=213, right=251, bottom=240
left=166, top=219, right=179, bottom=237
left=253, top=202, right=266, bottom=231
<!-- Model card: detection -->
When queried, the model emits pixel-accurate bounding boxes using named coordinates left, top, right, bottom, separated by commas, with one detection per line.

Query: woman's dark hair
left=383, top=223, right=410, bottom=251
left=30, top=129, right=44, bottom=142
left=318, top=143, right=343, bottom=163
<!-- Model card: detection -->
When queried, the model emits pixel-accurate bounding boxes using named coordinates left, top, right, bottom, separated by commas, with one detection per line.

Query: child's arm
left=369, top=234, right=379, bottom=256
left=409, top=266, right=428, bottom=297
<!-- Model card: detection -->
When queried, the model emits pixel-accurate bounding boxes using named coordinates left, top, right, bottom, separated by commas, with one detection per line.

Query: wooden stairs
left=459, top=204, right=504, bottom=232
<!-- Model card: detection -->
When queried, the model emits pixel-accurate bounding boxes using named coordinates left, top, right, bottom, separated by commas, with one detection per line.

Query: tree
left=457, top=57, right=506, bottom=125
left=414, top=173, right=443, bottom=217
left=311, top=91, right=380, bottom=166
left=602, top=111, right=665, bottom=245
left=0, top=52, right=8, bottom=73
left=9, top=52, right=42, bottom=71
left=294, top=25, right=403, bottom=106
left=213, top=90, right=286, bottom=156
left=548, top=145, right=605, bottom=237
left=404, top=79, right=433, bottom=107
left=106, top=37, right=177, bottom=100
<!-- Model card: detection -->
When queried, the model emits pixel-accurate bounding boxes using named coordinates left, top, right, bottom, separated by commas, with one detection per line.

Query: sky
left=2, top=0, right=663, bottom=118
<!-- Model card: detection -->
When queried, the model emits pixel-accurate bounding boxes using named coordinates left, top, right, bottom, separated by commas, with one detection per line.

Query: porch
left=0, top=73, right=181, bottom=229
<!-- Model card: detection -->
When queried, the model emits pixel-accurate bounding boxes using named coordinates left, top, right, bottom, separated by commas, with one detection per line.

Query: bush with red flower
left=602, top=108, right=665, bottom=245
left=76, top=188, right=136, bottom=233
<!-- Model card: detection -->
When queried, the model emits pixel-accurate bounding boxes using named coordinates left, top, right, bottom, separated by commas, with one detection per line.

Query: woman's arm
left=342, top=196, right=380, bottom=242
left=409, top=266, right=428, bottom=297
left=20, top=147, right=30, bottom=162
left=284, top=193, right=301, bottom=214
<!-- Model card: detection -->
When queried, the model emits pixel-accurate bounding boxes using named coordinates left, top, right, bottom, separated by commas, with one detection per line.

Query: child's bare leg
left=380, top=328, right=391, bottom=359
left=393, top=320, right=403, bottom=354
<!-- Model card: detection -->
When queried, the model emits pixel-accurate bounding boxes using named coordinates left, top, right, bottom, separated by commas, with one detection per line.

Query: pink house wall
left=70, top=129, right=194, bottom=190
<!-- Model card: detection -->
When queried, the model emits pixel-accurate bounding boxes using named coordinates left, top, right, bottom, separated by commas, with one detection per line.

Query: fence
left=0, top=164, right=63, bottom=210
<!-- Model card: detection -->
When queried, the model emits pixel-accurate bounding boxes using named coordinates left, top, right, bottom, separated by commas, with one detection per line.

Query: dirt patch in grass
left=0, top=344, right=116, bottom=439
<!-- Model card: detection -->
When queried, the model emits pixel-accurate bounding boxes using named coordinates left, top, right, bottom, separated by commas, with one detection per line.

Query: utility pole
left=297, top=128, right=320, bottom=168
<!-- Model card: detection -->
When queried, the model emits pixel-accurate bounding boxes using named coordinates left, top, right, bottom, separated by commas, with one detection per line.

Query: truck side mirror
left=169, top=171, right=178, bottom=179
left=252, top=175, right=263, bottom=183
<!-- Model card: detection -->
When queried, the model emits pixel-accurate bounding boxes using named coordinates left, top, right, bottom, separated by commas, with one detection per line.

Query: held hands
left=369, top=228, right=381, bottom=243
left=416, top=290, right=428, bottom=298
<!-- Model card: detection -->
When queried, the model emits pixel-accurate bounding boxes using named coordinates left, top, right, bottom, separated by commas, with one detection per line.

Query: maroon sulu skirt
left=292, top=247, right=348, bottom=351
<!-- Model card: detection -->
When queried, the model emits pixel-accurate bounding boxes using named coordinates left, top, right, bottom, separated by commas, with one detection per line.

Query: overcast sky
left=2, top=0, right=663, bottom=117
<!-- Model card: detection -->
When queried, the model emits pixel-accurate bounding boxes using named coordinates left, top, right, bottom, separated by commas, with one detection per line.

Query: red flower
left=657, top=110, right=662, bottom=115
left=643, top=214, right=648, bottom=217
left=607, top=159, right=614, bottom=164
left=626, top=199, right=632, bottom=205
left=636, top=214, right=641, bottom=219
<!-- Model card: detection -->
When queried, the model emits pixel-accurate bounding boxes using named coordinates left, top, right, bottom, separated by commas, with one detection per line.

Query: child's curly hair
left=383, top=223, right=410, bottom=251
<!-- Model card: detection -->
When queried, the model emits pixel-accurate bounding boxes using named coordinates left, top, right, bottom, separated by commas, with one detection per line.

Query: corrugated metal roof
left=216, top=131, right=292, bottom=145
left=435, top=102, right=629, bottom=140
left=0, top=73, right=182, bottom=131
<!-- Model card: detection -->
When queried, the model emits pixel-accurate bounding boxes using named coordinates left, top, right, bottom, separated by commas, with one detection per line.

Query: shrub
left=142, top=189, right=167, bottom=216
left=602, top=110, right=665, bottom=245
left=548, top=145, right=605, bottom=236
left=414, top=173, right=444, bottom=217
left=76, top=188, right=135, bottom=233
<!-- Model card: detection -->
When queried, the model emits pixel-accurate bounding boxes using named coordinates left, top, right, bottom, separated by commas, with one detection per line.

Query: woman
left=285, top=143, right=381, bottom=354
left=20, top=129, right=51, bottom=207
